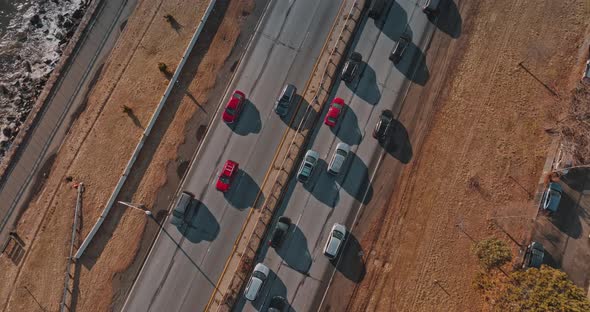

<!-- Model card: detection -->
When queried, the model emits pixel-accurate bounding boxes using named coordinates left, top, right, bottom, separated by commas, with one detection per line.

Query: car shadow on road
left=304, top=159, right=340, bottom=208
left=347, top=62, right=381, bottom=105
left=232, top=99, right=262, bottom=136
left=277, top=224, right=313, bottom=274
left=381, top=118, right=412, bottom=164
left=329, top=105, right=362, bottom=146
left=280, top=94, right=314, bottom=131
left=337, top=152, right=373, bottom=205
left=183, top=201, right=219, bottom=243
left=394, top=41, right=429, bottom=86
left=374, top=0, right=408, bottom=42
left=224, top=169, right=263, bottom=210
left=427, top=0, right=462, bottom=39
left=332, top=233, right=365, bottom=283
left=547, top=190, right=583, bottom=239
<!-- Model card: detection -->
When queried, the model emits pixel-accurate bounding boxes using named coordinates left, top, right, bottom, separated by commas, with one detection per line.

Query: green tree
left=495, top=266, right=590, bottom=312
left=472, top=237, right=512, bottom=271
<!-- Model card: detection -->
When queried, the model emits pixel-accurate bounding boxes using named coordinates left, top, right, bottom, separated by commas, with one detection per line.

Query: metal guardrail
left=74, top=0, right=219, bottom=260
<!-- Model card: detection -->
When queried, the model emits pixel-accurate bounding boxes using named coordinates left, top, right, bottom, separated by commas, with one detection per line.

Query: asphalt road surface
left=0, top=0, right=139, bottom=249
left=121, top=0, right=344, bottom=311
left=234, top=0, right=441, bottom=311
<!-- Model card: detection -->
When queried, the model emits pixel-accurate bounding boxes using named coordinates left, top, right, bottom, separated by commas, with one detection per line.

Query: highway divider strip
left=74, top=0, right=218, bottom=260
left=203, top=0, right=349, bottom=309
left=206, top=0, right=367, bottom=310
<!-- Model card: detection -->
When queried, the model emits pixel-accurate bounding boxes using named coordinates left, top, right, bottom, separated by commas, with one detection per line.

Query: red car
left=324, top=97, right=345, bottom=127
left=216, top=160, right=239, bottom=192
left=223, top=90, right=246, bottom=123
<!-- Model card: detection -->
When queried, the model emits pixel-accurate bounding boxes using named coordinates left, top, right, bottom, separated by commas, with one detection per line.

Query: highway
left=121, top=0, right=344, bottom=310
left=235, top=0, right=438, bottom=311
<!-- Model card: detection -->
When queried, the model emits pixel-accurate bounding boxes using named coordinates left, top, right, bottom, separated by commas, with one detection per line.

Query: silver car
left=244, top=263, right=270, bottom=301
left=297, top=149, right=319, bottom=183
left=324, top=223, right=346, bottom=259
left=327, top=143, right=350, bottom=175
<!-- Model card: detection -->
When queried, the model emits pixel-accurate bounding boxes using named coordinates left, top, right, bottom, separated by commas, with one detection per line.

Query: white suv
left=297, top=149, right=319, bottom=183
left=323, top=223, right=347, bottom=259
left=244, top=263, right=269, bottom=301
left=327, top=143, right=350, bottom=175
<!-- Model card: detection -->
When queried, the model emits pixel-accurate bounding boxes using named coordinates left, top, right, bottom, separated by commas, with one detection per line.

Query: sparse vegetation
left=157, top=62, right=168, bottom=73
left=121, top=105, right=133, bottom=114
left=474, top=266, right=590, bottom=312
left=560, top=83, right=590, bottom=165
left=472, top=237, right=512, bottom=271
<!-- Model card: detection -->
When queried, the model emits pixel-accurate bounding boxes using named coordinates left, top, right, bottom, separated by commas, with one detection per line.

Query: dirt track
left=0, top=0, right=256, bottom=311
left=322, top=0, right=590, bottom=311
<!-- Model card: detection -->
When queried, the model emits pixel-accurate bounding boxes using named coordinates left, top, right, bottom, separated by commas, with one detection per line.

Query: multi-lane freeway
left=122, top=0, right=344, bottom=310
left=236, top=0, right=438, bottom=311
left=124, top=0, right=448, bottom=310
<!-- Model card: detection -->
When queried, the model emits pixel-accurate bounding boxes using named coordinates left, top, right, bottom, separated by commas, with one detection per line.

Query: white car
left=297, top=149, right=319, bottom=183
left=244, top=263, right=269, bottom=301
left=327, top=143, right=350, bottom=175
left=323, top=223, right=347, bottom=259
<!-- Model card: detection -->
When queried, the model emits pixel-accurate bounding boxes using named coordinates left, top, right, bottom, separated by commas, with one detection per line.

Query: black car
left=373, top=110, right=394, bottom=142
left=368, top=0, right=387, bottom=19
left=341, top=52, right=362, bottom=83
left=269, top=216, right=291, bottom=248
left=389, top=35, right=410, bottom=64
left=268, top=296, right=287, bottom=312
left=522, top=242, right=544, bottom=269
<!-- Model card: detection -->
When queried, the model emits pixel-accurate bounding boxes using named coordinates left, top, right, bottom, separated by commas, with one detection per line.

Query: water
left=0, top=0, right=88, bottom=160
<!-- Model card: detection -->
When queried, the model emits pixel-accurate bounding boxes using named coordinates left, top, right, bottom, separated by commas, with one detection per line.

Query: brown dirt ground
left=323, top=0, right=590, bottom=311
left=0, top=0, right=254, bottom=311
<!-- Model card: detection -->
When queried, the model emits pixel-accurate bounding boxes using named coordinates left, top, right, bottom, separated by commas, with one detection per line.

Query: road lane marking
left=205, top=0, right=351, bottom=310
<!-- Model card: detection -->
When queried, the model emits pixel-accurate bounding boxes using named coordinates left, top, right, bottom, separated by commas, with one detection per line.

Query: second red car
left=324, top=97, right=345, bottom=127
left=223, top=90, right=246, bottom=123
left=216, top=160, right=239, bottom=192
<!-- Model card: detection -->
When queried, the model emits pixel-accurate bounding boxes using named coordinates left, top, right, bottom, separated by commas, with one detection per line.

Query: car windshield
left=233, top=93, right=244, bottom=101
left=336, top=149, right=347, bottom=157
left=225, top=106, right=236, bottom=115
left=252, top=271, right=266, bottom=280
left=333, top=230, right=344, bottom=240
left=305, top=156, right=316, bottom=164
left=219, top=175, right=230, bottom=184
left=327, top=116, right=337, bottom=123
left=332, top=102, right=343, bottom=110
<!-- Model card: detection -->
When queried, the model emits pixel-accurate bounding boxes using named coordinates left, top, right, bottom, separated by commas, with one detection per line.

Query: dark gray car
left=523, top=241, right=544, bottom=269
left=341, top=52, right=362, bottom=83
left=274, top=84, right=297, bottom=117
left=368, top=0, right=387, bottom=19
left=389, top=35, right=410, bottom=64
left=170, top=191, right=196, bottom=231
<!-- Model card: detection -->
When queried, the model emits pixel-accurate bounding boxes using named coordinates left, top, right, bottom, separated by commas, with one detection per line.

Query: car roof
left=548, top=182, right=562, bottom=192
left=222, top=160, right=237, bottom=175
left=245, top=278, right=263, bottom=301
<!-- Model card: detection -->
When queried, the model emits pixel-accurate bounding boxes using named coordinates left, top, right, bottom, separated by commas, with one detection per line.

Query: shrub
left=472, top=237, right=512, bottom=271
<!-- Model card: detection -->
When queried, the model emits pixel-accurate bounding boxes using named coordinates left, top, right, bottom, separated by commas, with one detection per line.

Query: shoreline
left=0, top=0, right=90, bottom=160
